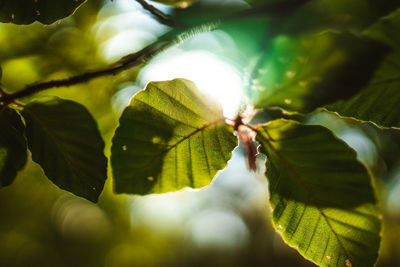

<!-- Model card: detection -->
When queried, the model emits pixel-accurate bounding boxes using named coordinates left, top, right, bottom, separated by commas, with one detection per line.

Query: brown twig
left=0, top=37, right=173, bottom=104
left=0, top=0, right=310, bottom=105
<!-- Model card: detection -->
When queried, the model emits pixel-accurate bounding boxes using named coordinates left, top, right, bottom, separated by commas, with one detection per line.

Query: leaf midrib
left=126, top=119, right=226, bottom=174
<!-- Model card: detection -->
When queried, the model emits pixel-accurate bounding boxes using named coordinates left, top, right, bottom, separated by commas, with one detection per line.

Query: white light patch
left=338, top=129, right=378, bottom=167
left=94, top=0, right=170, bottom=62
left=189, top=209, right=249, bottom=250
left=138, top=49, right=244, bottom=118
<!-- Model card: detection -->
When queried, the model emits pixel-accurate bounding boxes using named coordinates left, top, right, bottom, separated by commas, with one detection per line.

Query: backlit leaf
left=111, top=79, right=237, bottom=195
left=257, top=119, right=380, bottom=267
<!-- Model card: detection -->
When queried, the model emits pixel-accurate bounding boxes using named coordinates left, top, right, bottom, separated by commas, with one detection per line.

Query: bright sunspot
left=96, top=0, right=245, bottom=118
left=138, top=49, right=244, bottom=118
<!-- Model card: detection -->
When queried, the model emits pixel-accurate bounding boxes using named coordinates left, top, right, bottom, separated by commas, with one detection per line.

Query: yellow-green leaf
left=111, top=79, right=237, bottom=195
left=257, top=119, right=380, bottom=267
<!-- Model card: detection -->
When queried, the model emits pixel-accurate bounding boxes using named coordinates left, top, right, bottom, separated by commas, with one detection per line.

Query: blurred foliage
left=1, top=0, right=400, bottom=267
left=0, top=0, right=86, bottom=24
left=251, top=31, right=388, bottom=111
left=153, top=0, right=197, bottom=9
left=327, top=9, right=400, bottom=128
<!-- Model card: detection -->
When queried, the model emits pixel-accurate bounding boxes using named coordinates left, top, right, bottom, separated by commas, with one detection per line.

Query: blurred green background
left=1, top=0, right=400, bottom=266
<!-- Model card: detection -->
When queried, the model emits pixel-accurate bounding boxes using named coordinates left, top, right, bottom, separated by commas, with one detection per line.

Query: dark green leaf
left=0, top=0, right=86, bottom=25
left=256, top=119, right=380, bottom=267
left=252, top=31, right=388, bottom=113
left=251, top=107, right=305, bottom=125
left=327, top=9, right=400, bottom=129
left=111, top=79, right=237, bottom=195
left=21, top=97, right=107, bottom=202
left=0, top=107, right=27, bottom=187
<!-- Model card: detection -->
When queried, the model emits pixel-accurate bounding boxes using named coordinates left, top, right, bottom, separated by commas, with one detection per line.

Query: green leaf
left=21, top=97, right=107, bottom=202
left=252, top=31, right=388, bottom=113
left=251, top=107, right=305, bottom=125
left=0, top=0, right=86, bottom=25
left=327, top=9, right=400, bottom=129
left=0, top=107, right=27, bottom=187
left=256, top=119, right=380, bottom=267
left=111, top=79, right=237, bottom=195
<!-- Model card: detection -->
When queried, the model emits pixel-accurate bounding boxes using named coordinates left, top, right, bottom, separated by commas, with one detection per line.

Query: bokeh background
left=1, top=0, right=400, bottom=266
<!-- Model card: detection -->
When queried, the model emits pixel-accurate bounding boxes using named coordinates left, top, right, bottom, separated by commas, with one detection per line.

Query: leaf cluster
left=2, top=1, right=400, bottom=266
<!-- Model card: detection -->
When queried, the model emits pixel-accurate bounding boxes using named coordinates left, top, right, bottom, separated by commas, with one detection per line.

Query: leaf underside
left=22, top=97, right=107, bottom=202
left=0, top=0, right=86, bottom=25
left=257, top=119, right=380, bottom=267
left=0, top=108, right=27, bottom=187
left=111, top=79, right=237, bottom=195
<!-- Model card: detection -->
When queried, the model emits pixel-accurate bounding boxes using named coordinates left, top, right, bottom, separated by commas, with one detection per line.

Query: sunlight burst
left=138, top=49, right=244, bottom=118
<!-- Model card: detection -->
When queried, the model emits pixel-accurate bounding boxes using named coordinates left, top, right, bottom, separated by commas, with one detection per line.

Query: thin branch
left=0, top=1, right=310, bottom=105
left=0, top=36, right=174, bottom=104
left=135, top=0, right=181, bottom=28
